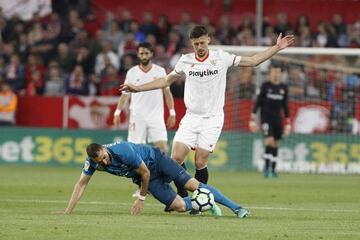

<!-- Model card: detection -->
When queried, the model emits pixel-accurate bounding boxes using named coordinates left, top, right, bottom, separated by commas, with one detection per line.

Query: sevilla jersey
left=172, top=49, right=241, bottom=116
left=124, top=64, right=167, bottom=119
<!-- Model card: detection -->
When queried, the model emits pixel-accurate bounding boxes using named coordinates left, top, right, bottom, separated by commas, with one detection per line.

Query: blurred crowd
left=0, top=0, right=359, bottom=104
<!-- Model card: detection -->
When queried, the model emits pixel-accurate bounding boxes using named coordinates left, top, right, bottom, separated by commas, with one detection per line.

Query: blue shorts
left=148, top=149, right=191, bottom=207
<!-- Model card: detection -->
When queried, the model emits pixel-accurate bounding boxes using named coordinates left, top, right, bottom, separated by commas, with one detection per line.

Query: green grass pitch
left=0, top=165, right=359, bottom=240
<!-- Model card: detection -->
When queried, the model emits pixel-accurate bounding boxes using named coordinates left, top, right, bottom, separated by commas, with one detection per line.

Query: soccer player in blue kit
left=61, top=141, right=249, bottom=218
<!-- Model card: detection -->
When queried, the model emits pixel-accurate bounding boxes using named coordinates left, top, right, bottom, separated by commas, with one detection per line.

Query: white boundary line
left=0, top=199, right=359, bottom=213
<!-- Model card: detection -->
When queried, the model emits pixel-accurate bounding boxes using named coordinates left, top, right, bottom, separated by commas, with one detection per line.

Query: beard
left=140, top=59, right=151, bottom=66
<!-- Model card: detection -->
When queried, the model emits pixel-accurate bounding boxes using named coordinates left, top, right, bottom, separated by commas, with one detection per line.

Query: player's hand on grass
left=249, top=120, right=258, bottom=132
left=52, top=209, right=71, bottom=215
left=167, top=115, right=176, bottom=128
left=120, top=84, right=140, bottom=93
left=131, top=198, right=144, bottom=215
left=276, top=33, right=295, bottom=50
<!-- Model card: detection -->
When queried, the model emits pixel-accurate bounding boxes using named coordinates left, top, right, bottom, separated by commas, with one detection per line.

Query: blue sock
left=199, top=182, right=241, bottom=213
left=183, top=196, right=192, bottom=211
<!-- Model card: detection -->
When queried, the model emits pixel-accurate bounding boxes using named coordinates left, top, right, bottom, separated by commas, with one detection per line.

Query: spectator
left=274, top=12, right=291, bottom=34
left=4, top=54, right=25, bottom=92
left=87, top=73, right=99, bottom=96
left=75, top=47, right=94, bottom=75
left=216, top=15, right=236, bottom=45
left=157, top=14, right=171, bottom=44
left=118, top=32, right=137, bottom=58
left=94, top=41, right=119, bottom=75
left=129, top=21, right=146, bottom=44
left=119, top=54, right=135, bottom=75
left=165, top=29, right=183, bottom=57
left=55, top=43, right=75, bottom=75
left=46, top=13, right=62, bottom=40
left=44, top=62, right=65, bottom=96
left=295, top=15, right=310, bottom=35
left=27, top=22, right=44, bottom=46
left=104, top=20, right=124, bottom=50
left=15, top=33, right=30, bottom=63
left=139, top=11, right=159, bottom=40
left=65, top=65, right=87, bottom=95
left=99, top=65, right=121, bottom=96
left=0, top=81, right=17, bottom=126
left=153, top=44, right=170, bottom=68
left=30, top=30, right=56, bottom=63
left=332, top=14, right=347, bottom=36
left=69, top=29, right=93, bottom=53
left=176, top=12, right=193, bottom=39
left=119, top=10, right=133, bottom=33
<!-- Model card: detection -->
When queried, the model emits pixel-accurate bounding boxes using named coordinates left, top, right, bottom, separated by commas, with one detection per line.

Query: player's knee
left=172, top=156, right=182, bottom=164
left=194, top=157, right=208, bottom=169
left=265, top=138, right=276, bottom=147
left=155, top=141, right=168, bottom=153
left=183, top=178, right=200, bottom=192
left=170, top=196, right=187, bottom=212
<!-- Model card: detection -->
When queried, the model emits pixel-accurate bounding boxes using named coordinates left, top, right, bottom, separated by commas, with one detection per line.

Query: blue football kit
left=82, top=141, right=244, bottom=215
left=82, top=141, right=191, bottom=206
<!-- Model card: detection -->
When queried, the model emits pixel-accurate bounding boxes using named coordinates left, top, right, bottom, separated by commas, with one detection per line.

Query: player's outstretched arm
left=62, top=173, right=92, bottom=214
left=131, top=162, right=150, bottom=215
left=120, top=72, right=184, bottom=93
left=239, top=33, right=295, bottom=67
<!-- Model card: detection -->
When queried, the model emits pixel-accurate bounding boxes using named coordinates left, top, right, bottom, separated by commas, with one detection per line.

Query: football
left=191, top=188, right=215, bottom=212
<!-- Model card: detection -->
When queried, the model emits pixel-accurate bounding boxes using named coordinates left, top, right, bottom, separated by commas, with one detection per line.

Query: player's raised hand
left=276, top=33, right=295, bottom=50
left=119, top=83, right=140, bottom=93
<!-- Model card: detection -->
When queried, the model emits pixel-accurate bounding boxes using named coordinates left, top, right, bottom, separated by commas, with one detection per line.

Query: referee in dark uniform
left=249, top=64, right=291, bottom=177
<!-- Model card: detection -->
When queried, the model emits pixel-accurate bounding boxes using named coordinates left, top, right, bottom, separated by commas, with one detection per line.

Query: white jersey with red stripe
left=124, top=64, right=167, bottom=119
left=172, top=49, right=241, bottom=116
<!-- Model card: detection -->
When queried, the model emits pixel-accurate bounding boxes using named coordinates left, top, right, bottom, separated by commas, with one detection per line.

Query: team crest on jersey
left=280, top=89, right=285, bottom=94
left=210, top=60, right=217, bottom=66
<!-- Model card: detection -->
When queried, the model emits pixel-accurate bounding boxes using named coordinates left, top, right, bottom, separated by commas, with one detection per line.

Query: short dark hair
left=137, top=42, right=153, bottom=52
left=270, top=61, right=284, bottom=71
left=189, top=25, right=208, bottom=39
left=86, top=143, right=103, bottom=159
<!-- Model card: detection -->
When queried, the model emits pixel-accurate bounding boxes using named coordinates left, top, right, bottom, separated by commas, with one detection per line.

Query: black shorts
left=261, top=121, right=283, bottom=140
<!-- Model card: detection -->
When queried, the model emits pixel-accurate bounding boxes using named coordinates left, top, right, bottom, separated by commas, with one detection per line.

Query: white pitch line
left=0, top=199, right=359, bottom=213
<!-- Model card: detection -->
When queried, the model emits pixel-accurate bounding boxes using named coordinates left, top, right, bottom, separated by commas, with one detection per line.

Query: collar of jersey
left=139, top=64, right=152, bottom=73
left=195, top=51, right=209, bottom=62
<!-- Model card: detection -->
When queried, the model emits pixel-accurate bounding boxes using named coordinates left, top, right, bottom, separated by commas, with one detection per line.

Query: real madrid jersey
left=82, top=142, right=156, bottom=184
left=172, top=49, right=241, bottom=116
left=124, top=64, right=167, bottom=119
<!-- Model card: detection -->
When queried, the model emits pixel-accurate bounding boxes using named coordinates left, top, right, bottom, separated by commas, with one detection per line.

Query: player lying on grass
left=59, top=141, right=249, bottom=218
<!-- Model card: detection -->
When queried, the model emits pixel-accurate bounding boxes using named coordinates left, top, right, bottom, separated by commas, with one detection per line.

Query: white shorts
left=128, top=115, right=167, bottom=144
left=173, top=113, right=224, bottom=152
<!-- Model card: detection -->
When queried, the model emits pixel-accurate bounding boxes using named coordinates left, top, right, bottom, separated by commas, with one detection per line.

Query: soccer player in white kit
left=121, top=26, right=294, bottom=205
left=113, top=42, right=176, bottom=153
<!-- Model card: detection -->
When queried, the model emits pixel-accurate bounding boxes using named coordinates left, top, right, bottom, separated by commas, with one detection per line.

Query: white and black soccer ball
left=191, top=188, right=215, bottom=212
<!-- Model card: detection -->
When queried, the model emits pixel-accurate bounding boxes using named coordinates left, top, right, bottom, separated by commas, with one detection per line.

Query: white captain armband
left=113, top=109, right=121, bottom=117
left=169, top=109, right=176, bottom=116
